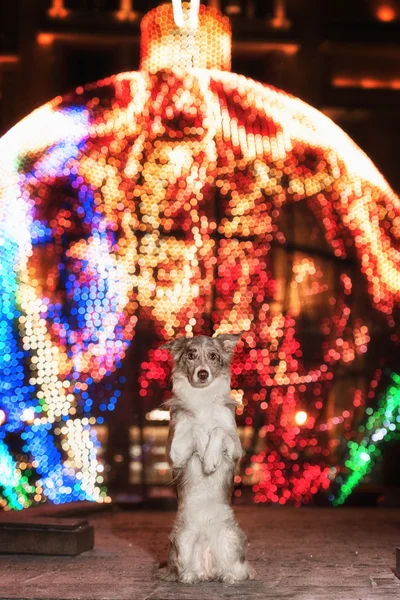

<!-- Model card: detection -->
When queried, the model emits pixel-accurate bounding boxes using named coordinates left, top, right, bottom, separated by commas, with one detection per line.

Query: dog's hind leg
left=172, top=527, right=214, bottom=584
left=213, top=520, right=256, bottom=583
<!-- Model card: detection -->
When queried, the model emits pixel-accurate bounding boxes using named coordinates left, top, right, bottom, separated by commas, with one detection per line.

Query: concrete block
left=0, top=517, right=94, bottom=556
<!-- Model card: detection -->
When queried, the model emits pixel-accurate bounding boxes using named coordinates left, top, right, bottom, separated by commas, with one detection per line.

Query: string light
left=0, top=2, right=399, bottom=509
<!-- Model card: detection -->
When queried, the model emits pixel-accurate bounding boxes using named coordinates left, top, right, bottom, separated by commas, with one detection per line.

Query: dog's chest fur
left=172, top=376, right=236, bottom=427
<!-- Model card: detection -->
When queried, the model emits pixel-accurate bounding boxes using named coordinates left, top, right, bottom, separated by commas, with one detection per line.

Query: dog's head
left=161, top=333, right=242, bottom=389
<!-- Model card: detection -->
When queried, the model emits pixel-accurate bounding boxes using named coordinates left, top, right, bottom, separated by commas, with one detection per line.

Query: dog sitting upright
left=157, top=333, right=255, bottom=584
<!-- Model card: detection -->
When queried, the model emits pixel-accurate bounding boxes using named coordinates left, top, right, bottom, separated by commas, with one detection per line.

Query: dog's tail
left=154, top=563, right=178, bottom=582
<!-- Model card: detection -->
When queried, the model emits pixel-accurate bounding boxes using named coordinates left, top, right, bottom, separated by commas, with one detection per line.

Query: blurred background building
left=1, top=0, right=400, bottom=505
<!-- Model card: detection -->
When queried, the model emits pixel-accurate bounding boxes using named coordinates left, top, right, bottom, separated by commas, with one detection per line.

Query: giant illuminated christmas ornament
left=1, top=1, right=400, bottom=510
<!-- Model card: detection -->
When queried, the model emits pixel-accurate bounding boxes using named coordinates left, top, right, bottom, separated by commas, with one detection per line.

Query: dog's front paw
left=192, top=425, right=209, bottom=460
left=203, top=427, right=225, bottom=474
left=203, top=456, right=221, bottom=475
left=203, top=449, right=222, bottom=475
left=169, top=448, right=186, bottom=469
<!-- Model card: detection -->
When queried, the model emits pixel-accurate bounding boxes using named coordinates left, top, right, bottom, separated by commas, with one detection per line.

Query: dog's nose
left=198, top=369, right=209, bottom=381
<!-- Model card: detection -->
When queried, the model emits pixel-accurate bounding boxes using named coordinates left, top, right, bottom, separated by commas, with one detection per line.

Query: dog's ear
left=214, top=332, right=243, bottom=354
left=160, top=337, right=188, bottom=358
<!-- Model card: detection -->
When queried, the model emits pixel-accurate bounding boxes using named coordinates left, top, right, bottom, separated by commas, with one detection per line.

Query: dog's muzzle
left=194, top=366, right=211, bottom=385
left=197, top=369, right=209, bottom=381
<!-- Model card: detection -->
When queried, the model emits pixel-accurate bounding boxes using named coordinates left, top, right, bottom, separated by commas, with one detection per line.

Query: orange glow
left=233, top=41, right=299, bottom=56
left=333, top=76, right=400, bottom=90
left=376, top=4, right=397, bottom=21
left=37, top=33, right=55, bottom=46
left=116, top=0, right=137, bottom=22
left=269, top=0, right=291, bottom=30
left=0, top=55, right=19, bottom=64
left=48, top=0, right=68, bottom=19
left=225, top=3, right=241, bottom=16
left=0, top=410, right=5, bottom=426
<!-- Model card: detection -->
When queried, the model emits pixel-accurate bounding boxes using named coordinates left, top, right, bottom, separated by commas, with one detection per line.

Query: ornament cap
left=140, top=2, right=232, bottom=72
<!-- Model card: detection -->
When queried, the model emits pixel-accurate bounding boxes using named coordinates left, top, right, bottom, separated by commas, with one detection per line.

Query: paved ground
left=1, top=506, right=400, bottom=600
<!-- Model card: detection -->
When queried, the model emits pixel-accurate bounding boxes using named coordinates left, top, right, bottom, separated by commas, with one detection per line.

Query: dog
left=156, top=333, right=256, bottom=584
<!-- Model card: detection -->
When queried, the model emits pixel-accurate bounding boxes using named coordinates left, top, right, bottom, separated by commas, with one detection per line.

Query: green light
left=333, top=372, right=400, bottom=506
left=0, top=440, right=34, bottom=510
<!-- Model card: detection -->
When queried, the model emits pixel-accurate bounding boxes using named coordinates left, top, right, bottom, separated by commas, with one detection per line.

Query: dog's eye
left=209, top=352, right=218, bottom=361
left=187, top=352, right=196, bottom=360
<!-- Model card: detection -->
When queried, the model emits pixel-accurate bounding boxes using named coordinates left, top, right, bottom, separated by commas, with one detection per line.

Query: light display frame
left=1, top=2, right=400, bottom=509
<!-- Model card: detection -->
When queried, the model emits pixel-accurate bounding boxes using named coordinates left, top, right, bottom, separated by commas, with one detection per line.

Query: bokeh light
left=295, top=411, right=308, bottom=426
left=0, top=2, right=400, bottom=509
left=376, top=4, right=397, bottom=22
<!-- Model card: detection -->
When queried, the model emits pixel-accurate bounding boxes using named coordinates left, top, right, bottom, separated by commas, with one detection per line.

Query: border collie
left=156, top=333, right=255, bottom=584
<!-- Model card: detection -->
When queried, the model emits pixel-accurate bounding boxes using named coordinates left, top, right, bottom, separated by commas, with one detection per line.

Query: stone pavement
left=1, top=506, right=400, bottom=600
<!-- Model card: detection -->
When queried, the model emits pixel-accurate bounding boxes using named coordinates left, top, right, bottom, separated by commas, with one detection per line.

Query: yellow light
left=295, top=411, right=308, bottom=426
left=146, top=409, right=171, bottom=421
left=0, top=410, right=5, bottom=425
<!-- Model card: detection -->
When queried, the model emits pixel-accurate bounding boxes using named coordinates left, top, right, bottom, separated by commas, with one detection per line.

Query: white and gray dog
left=156, top=333, right=255, bottom=584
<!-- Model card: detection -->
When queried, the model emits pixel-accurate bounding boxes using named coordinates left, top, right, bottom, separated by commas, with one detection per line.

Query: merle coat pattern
left=156, top=334, right=255, bottom=584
